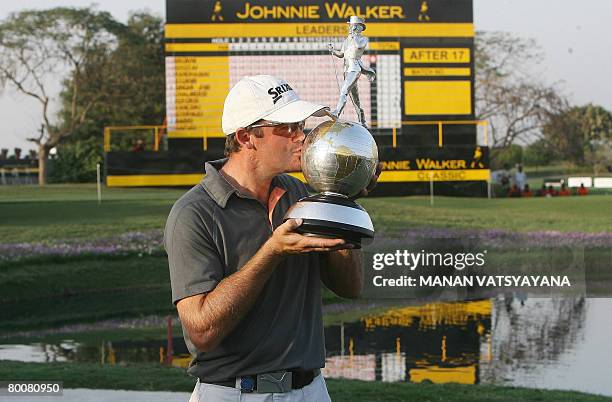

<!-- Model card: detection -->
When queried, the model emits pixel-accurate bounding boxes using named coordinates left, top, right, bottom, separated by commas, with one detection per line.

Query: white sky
left=0, top=0, right=609, bottom=151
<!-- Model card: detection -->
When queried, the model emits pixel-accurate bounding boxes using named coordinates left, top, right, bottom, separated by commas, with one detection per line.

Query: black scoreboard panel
left=106, top=0, right=488, bottom=195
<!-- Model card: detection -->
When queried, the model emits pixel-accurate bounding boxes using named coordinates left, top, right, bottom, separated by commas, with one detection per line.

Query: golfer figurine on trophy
left=283, top=16, right=379, bottom=246
left=328, top=16, right=376, bottom=127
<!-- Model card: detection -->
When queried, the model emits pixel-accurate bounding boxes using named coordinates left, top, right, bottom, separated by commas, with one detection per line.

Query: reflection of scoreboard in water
left=106, top=0, right=489, bottom=195
left=323, top=300, right=492, bottom=384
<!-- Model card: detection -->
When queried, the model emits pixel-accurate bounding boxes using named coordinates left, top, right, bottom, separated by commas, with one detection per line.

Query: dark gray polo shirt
left=164, top=159, right=325, bottom=382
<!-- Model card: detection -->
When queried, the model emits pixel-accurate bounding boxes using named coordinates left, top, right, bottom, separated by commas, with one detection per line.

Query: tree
left=523, top=139, right=555, bottom=167
left=543, top=104, right=612, bottom=170
left=475, top=31, right=566, bottom=149
left=53, top=12, right=165, bottom=182
left=0, top=7, right=124, bottom=185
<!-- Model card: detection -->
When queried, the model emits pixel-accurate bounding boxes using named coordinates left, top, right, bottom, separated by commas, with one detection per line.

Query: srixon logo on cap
left=268, top=83, right=293, bottom=104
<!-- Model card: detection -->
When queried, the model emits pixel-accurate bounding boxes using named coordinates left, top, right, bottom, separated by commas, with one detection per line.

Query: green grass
left=0, top=183, right=184, bottom=202
left=0, top=184, right=183, bottom=243
left=0, top=361, right=609, bottom=401
left=1, top=185, right=610, bottom=244
left=360, top=195, right=612, bottom=233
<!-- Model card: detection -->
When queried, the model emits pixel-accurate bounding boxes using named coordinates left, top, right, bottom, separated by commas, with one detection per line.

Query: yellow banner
left=107, top=174, right=204, bottom=187
left=290, top=170, right=490, bottom=183
left=166, top=23, right=474, bottom=38
left=403, top=48, right=470, bottom=63
left=380, top=169, right=490, bottom=182
left=404, top=67, right=471, bottom=77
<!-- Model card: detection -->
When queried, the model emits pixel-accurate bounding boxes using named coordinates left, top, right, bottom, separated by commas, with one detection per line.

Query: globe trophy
left=283, top=16, right=378, bottom=246
left=283, top=119, right=378, bottom=246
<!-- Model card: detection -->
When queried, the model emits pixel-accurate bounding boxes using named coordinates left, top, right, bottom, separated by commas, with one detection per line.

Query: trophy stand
left=284, top=192, right=374, bottom=247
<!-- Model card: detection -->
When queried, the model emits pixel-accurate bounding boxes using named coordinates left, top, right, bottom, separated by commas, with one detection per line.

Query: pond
left=1, top=297, right=611, bottom=397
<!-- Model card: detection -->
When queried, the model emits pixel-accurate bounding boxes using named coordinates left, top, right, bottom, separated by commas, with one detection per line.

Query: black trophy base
left=283, top=194, right=374, bottom=247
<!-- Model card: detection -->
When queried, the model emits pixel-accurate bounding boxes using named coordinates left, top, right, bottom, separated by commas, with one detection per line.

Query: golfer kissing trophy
left=284, top=16, right=379, bottom=247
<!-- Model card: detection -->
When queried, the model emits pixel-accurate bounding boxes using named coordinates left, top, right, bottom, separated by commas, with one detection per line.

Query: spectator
left=500, top=164, right=511, bottom=192
left=132, top=139, right=145, bottom=152
left=577, top=183, right=589, bottom=196
left=547, top=185, right=558, bottom=197
left=521, top=183, right=533, bottom=197
left=508, top=184, right=521, bottom=197
left=559, top=184, right=571, bottom=196
left=536, top=184, right=548, bottom=197
left=0, top=148, right=7, bottom=159
left=514, top=164, right=527, bottom=191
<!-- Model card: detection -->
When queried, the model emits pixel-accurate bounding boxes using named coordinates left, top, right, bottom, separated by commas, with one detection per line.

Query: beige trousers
left=188, top=374, right=332, bottom=402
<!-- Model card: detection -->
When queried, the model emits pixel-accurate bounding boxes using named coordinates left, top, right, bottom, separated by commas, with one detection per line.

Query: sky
left=0, top=0, right=610, bottom=152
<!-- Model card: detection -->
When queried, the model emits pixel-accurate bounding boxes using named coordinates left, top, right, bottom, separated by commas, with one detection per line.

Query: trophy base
left=283, top=194, right=374, bottom=247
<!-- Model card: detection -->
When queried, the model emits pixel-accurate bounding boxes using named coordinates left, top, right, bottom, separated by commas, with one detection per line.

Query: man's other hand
left=351, top=162, right=382, bottom=200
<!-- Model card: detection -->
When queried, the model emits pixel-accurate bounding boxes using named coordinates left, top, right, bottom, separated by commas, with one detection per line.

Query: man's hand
left=351, top=162, right=383, bottom=200
left=267, top=218, right=352, bottom=255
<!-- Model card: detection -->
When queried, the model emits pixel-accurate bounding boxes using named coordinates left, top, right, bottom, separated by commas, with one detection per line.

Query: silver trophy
left=284, top=16, right=378, bottom=247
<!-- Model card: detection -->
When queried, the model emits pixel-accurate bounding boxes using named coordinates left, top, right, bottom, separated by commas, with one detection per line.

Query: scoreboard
left=105, top=0, right=489, bottom=195
left=165, top=0, right=474, bottom=139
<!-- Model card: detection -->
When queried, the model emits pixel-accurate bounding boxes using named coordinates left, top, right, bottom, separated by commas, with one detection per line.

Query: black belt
left=207, top=368, right=320, bottom=393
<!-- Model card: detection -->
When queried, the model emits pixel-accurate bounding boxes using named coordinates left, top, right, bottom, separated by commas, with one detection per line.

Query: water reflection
left=2, top=297, right=611, bottom=396
left=480, top=297, right=587, bottom=385
left=0, top=338, right=188, bottom=365
left=323, top=299, right=492, bottom=384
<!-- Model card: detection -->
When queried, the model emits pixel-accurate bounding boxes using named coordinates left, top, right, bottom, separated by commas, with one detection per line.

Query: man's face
left=251, top=121, right=306, bottom=174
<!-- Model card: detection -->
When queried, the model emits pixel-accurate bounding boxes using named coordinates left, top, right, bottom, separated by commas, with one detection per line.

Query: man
left=328, top=16, right=376, bottom=125
left=165, top=75, right=366, bottom=401
left=514, top=164, right=527, bottom=191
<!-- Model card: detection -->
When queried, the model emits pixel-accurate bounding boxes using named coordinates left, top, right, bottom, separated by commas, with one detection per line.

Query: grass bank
left=1, top=185, right=611, bottom=244
left=0, top=254, right=345, bottom=333
left=0, top=255, right=172, bottom=332
left=0, top=361, right=609, bottom=401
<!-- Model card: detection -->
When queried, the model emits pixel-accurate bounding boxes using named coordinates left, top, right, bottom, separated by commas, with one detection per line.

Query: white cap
left=222, top=75, right=328, bottom=136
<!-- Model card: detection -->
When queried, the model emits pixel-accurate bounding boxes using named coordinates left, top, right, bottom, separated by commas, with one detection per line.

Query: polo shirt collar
left=201, top=159, right=236, bottom=208
left=201, top=158, right=288, bottom=208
